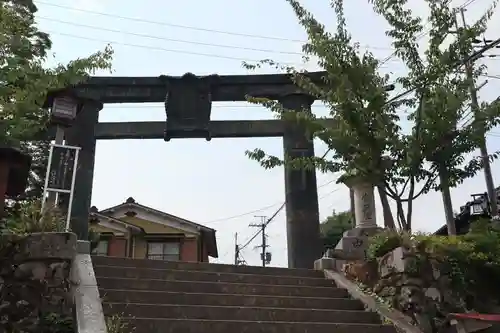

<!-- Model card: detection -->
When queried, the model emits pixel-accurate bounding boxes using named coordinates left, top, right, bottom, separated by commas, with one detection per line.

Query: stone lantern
left=0, top=145, right=32, bottom=215
left=314, top=170, right=383, bottom=271
left=50, top=95, right=79, bottom=127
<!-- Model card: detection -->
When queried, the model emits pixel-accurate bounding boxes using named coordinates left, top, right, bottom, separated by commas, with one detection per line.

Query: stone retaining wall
left=342, top=246, right=449, bottom=333
left=0, top=232, right=77, bottom=332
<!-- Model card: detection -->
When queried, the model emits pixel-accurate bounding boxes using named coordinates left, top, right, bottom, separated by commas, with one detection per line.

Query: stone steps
left=93, top=265, right=335, bottom=286
left=97, top=276, right=349, bottom=298
left=120, top=319, right=396, bottom=333
left=93, top=256, right=396, bottom=333
left=99, top=289, right=364, bottom=310
left=103, top=303, right=381, bottom=323
left=92, top=256, right=324, bottom=277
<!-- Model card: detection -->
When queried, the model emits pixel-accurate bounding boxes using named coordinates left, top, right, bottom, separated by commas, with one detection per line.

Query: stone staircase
left=92, top=256, right=396, bottom=333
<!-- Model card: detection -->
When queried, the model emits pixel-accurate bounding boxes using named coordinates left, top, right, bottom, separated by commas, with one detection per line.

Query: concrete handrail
left=324, top=269, right=424, bottom=333
left=71, top=241, right=107, bottom=333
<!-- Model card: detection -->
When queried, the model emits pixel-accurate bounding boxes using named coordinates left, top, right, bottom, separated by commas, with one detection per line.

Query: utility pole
left=234, top=233, right=240, bottom=265
left=458, top=9, right=498, bottom=217
left=233, top=233, right=247, bottom=265
left=250, top=215, right=270, bottom=267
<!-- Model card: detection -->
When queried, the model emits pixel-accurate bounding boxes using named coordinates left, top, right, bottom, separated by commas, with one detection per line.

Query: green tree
left=372, top=0, right=499, bottom=233
left=1, top=0, right=113, bottom=211
left=320, top=210, right=353, bottom=248
left=244, top=0, right=500, bottom=234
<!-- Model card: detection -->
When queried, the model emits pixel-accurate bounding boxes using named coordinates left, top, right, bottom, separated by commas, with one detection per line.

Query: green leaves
left=0, top=0, right=114, bottom=146
left=243, top=0, right=498, bottom=231
left=320, top=210, right=353, bottom=248
left=1, top=0, right=114, bottom=211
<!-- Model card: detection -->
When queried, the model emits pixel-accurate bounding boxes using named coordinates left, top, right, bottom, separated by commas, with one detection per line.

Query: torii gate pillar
left=64, top=100, right=102, bottom=240
left=281, top=94, right=321, bottom=269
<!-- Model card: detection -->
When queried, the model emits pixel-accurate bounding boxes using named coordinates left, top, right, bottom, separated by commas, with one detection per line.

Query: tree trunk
left=349, top=187, right=355, bottom=218
left=395, top=199, right=408, bottom=231
left=377, top=185, right=396, bottom=230
left=438, top=164, right=456, bottom=235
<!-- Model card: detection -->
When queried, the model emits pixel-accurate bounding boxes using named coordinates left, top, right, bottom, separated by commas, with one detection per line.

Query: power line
left=38, top=0, right=481, bottom=71
left=377, top=0, right=480, bottom=75
left=238, top=252, right=248, bottom=265
left=206, top=203, right=282, bottom=224
left=483, top=74, right=500, bottom=80
left=386, top=36, right=500, bottom=105
left=36, top=0, right=393, bottom=50
left=36, top=1, right=307, bottom=43
left=35, top=7, right=428, bottom=66
left=37, top=17, right=306, bottom=56
left=457, top=8, right=498, bottom=216
left=39, top=26, right=402, bottom=66
left=204, top=178, right=338, bottom=224
left=249, top=216, right=271, bottom=267
left=239, top=204, right=285, bottom=251
left=238, top=187, right=341, bottom=251
left=43, top=30, right=303, bottom=64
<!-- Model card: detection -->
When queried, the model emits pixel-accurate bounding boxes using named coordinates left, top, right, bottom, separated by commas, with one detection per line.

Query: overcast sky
left=35, top=0, right=500, bottom=267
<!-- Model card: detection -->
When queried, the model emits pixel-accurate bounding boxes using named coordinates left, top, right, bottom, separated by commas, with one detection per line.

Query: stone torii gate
left=45, top=71, right=335, bottom=269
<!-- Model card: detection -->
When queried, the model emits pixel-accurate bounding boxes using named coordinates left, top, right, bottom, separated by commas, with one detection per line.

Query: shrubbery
left=1, top=200, right=66, bottom=235
left=364, top=220, right=500, bottom=330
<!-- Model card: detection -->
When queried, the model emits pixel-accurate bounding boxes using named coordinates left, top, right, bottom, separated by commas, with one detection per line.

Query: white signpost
left=42, top=143, right=81, bottom=232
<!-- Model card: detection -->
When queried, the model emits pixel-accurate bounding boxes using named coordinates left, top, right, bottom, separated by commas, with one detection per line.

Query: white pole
left=47, top=127, right=65, bottom=207
left=41, top=144, right=55, bottom=212
left=65, top=147, right=80, bottom=232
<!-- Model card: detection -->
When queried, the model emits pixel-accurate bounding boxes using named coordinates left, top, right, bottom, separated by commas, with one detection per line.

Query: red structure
left=0, top=146, right=31, bottom=215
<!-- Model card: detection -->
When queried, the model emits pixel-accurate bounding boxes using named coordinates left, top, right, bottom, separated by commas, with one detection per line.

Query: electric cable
left=386, top=37, right=500, bottom=105
left=238, top=187, right=341, bottom=251
left=36, top=0, right=394, bottom=49
left=238, top=204, right=286, bottom=251
left=39, top=27, right=400, bottom=65
left=376, top=0, right=480, bottom=69
left=204, top=178, right=337, bottom=224
left=38, top=0, right=481, bottom=77
left=36, top=1, right=309, bottom=43
left=42, top=30, right=303, bottom=64
left=36, top=17, right=306, bottom=56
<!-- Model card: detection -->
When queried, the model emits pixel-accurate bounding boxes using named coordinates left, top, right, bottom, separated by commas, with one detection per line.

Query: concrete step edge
left=94, top=265, right=330, bottom=282
left=97, top=276, right=343, bottom=290
left=99, top=288, right=352, bottom=301
left=92, top=256, right=321, bottom=276
left=118, top=317, right=392, bottom=326
left=103, top=302, right=370, bottom=313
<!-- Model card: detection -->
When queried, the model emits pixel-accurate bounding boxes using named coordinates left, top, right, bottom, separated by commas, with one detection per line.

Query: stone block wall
left=341, top=246, right=451, bottom=333
left=0, top=232, right=77, bottom=332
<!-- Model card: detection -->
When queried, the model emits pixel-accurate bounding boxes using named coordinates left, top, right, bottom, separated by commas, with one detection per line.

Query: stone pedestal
left=314, top=257, right=336, bottom=271
left=351, top=178, right=377, bottom=228
left=325, top=173, right=382, bottom=270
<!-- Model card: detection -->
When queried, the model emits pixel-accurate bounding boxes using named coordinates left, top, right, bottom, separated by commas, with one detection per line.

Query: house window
left=93, top=240, right=109, bottom=256
left=147, top=242, right=180, bottom=261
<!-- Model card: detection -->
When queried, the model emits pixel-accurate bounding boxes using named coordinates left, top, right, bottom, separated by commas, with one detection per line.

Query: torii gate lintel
left=47, top=71, right=331, bottom=268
